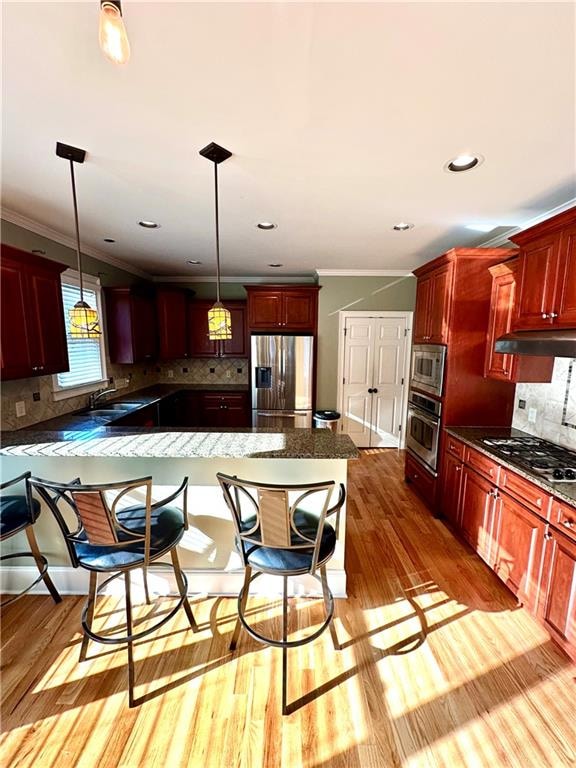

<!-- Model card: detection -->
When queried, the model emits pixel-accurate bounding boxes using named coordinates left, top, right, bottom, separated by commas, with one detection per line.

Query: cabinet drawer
left=499, top=468, right=551, bottom=518
left=405, top=453, right=437, bottom=509
left=445, top=435, right=465, bottom=460
left=464, top=447, right=500, bottom=483
left=551, top=500, right=576, bottom=542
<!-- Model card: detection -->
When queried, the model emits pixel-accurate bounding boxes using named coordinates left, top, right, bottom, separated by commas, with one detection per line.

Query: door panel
left=514, top=235, right=560, bottom=329
left=556, top=223, right=576, bottom=327
left=341, top=318, right=374, bottom=446
left=341, top=393, right=373, bottom=444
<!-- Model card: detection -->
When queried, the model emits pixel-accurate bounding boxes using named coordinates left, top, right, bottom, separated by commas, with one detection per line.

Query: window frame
left=52, top=269, right=109, bottom=401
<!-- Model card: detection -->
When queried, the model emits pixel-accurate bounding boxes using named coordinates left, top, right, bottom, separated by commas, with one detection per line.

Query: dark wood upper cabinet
left=511, top=207, right=576, bottom=330
left=1, top=244, right=69, bottom=380
left=105, top=286, right=157, bottom=364
left=245, top=286, right=320, bottom=333
left=484, top=259, right=553, bottom=383
left=156, top=287, right=191, bottom=360
left=412, top=262, right=453, bottom=343
left=188, top=300, right=248, bottom=358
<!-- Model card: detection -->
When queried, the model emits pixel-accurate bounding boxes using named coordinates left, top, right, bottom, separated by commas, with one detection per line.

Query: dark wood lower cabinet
left=404, top=453, right=437, bottom=508
left=539, top=529, right=576, bottom=659
left=440, top=450, right=463, bottom=527
left=459, top=466, right=497, bottom=565
left=198, top=392, right=250, bottom=428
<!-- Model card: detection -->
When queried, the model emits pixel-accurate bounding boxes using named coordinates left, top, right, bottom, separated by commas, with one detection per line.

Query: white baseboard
left=0, top=566, right=347, bottom=599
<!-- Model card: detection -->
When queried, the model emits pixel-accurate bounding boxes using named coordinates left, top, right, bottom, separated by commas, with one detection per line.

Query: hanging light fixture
left=200, top=142, right=233, bottom=342
left=99, top=1, right=131, bottom=65
left=56, top=142, right=101, bottom=339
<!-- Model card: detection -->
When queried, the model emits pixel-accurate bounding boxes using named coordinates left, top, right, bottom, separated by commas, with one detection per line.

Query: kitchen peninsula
left=0, top=387, right=358, bottom=597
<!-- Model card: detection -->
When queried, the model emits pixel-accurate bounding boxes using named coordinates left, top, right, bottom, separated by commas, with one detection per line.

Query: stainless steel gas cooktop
left=481, top=437, right=576, bottom=483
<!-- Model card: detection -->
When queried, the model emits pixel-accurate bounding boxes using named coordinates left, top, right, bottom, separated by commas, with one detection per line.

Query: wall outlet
left=237, top=368, right=242, bottom=374
left=528, top=407, right=537, bottom=424
left=518, top=399, right=526, bottom=410
left=15, top=401, right=26, bottom=418
left=167, top=369, right=174, bottom=379
left=209, top=367, right=215, bottom=374
left=226, top=370, right=231, bottom=379
left=33, top=391, right=41, bottom=402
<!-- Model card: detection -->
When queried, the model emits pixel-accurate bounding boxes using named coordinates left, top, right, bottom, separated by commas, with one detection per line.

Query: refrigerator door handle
left=257, top=411, right=307, bottom=417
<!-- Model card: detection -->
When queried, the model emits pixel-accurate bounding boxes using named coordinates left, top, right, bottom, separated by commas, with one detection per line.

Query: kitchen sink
left=89, top=409, right=130, bottom=418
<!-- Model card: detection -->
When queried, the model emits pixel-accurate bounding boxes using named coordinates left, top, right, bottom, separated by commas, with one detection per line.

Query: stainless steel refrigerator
left=251, top=335, right=314, bottom=428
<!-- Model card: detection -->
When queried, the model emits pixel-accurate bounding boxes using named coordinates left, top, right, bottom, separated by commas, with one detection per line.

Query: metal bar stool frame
left=0, top=471, right=62, bottom=607
left=218, top=472, right=346, bottom=715
left=30, top=473, right=198, bottom=707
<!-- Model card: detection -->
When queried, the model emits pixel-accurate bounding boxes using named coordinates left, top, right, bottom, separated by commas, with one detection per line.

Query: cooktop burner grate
left=480, top=437, right=576, bottom=483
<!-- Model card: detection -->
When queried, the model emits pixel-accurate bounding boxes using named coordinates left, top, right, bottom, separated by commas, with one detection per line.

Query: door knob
left=373, top=388, right=378, bottom=394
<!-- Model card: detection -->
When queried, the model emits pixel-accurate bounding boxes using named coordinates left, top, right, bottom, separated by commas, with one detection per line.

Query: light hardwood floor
left=1, top=450, right=575, bottom=768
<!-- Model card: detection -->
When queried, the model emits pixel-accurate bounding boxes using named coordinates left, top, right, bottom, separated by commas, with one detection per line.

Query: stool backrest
left=217, top=473, right=335, bottom=573
left=29, top=476, right=153, bottom=568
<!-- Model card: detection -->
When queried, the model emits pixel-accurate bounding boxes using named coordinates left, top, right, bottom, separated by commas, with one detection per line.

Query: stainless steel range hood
left=495, top=329, right=576, bottom=357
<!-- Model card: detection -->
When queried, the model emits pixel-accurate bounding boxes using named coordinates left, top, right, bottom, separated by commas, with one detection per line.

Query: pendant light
left=56, top=142, right=101, bottom=339
left=200, top=142, right=233, bottom=342
left=99, top=1, right=131, bottom=65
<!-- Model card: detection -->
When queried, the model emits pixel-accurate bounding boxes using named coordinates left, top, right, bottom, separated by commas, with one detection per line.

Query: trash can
left=313, top=410, right=341, bottom=432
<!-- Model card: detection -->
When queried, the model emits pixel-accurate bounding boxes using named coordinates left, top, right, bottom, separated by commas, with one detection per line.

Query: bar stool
left=29, top=474, right=199, bottom=707
left=217, top=473, right=345, bottom=715
left=0, top=471, right=61, bottom=606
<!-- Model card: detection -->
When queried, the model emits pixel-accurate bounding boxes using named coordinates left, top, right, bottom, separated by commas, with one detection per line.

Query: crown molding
left=315, top=269, right=413, bottom=277
left=151, top=275, right=317, bottom=284
left=478, top=198, right=576, bottom=248
left=1, top=208, right=151, bottom=279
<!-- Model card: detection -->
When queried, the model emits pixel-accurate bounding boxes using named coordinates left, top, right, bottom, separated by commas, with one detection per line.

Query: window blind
left=57, top=282, right=104, bottom=389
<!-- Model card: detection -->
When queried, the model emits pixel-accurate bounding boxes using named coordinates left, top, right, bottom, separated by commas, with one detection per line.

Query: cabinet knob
left=544, top=532, right=553, bottom=541
left=549, top=312, right=558, bottom=319
left=455, top=466, right=461, bottom=472
left=541, top=313, right=549, bottom=319
left=562, top=519, right=574, bottom=529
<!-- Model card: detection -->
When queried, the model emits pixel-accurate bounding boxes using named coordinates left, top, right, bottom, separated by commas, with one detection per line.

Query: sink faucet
left=88, top=387, right=117, bottom=410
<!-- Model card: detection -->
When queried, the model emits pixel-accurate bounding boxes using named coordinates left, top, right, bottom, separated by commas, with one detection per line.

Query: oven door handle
left=408, top=408, right=439, bottom=429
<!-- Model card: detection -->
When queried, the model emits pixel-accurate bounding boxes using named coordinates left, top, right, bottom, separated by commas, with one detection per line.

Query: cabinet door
left=157, top=289, right=188, bottom=359
left=460, top=467, right=496, bottom=564
left=248, top=292, right=282, bottom=330
left=555, top=223, right=576, bottom=327
left=0, top=260, right=33, bottom=379
left=404, top=452, right=437, bottom=510
left=514, top=234, right=560, bottom=330
left=540, top=529, right=576, bottom=661
left=131, top=292, right=157, bottom=361
left=27, top=270, right=69, bottom=375
left=484, top=264, right=516, bottom=381
left=282, top=290, right=317, bottom=331
left=413, top=277, right=431, bottom=343
left=440, top=450, right=464, bottom=527
left=221, top=303, right=248, bottom=357
left=199, top=392, right=250, bottom=427
left=428, top=265, right=452, bottom=343
left=188, top=302, right=217, bottom=357
left=493, top=492, right=546, bottom=612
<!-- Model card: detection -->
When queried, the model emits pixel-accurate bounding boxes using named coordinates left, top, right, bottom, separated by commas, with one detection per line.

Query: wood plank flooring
left=1, top=450, right=575, bottom=767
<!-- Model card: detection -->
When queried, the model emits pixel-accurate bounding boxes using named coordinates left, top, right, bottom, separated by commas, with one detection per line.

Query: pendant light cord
left=214, top=161, right=221, bottom=304
left=69, top=159, right=84, bottom=302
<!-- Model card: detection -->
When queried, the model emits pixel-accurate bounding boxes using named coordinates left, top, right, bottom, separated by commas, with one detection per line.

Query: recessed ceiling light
left=138, top=220, right=160, bottom=229
left=392, top=222, right=414, bottom=231
left=31, top=249, right=46, bottom=255
left=256, top=222, right=277, bottom=230
left=465, top=224, right=496, bottom=233
left=103, top=237, right=116, bottom=243
left=446, top=154, right=483, bottom=172
left=187, top=260, right=202, bottom=265
left=268, top=263, right=283, bottom=268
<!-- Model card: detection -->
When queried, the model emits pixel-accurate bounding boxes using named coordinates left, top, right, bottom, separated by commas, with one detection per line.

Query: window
left=53, top=270, right=108, bottom=398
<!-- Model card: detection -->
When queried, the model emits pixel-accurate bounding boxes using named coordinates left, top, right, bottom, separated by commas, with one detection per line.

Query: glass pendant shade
left=69, top=301, right=101, bottom=339
left=207, top=302, right=232, bottom=341
left=99, top=2, right=131, bottom=64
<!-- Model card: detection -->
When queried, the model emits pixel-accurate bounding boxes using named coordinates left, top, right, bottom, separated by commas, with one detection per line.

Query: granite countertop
left=0, top=427, right=359, bottom=460
left=445, top=426, right=576, bottom=509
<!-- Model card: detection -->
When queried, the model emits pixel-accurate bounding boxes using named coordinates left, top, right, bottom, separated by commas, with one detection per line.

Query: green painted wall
left=316, top=275, right=417, bottom=409
left=1, top=219, right=142, bottom=287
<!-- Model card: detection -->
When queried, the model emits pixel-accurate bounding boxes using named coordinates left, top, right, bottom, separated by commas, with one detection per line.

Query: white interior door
left=341, top=314, right=409, bottom=448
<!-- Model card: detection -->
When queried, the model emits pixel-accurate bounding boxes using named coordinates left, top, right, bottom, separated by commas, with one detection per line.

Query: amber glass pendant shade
left=69, top=301, right=101, bottom=339
left=208, top=302, right=232, bottom=341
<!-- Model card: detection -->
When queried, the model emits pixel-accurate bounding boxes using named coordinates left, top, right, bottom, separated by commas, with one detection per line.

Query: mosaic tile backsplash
left=0, top=357, right=248, bottom=431
left=513, top=357, right=576, bottom=450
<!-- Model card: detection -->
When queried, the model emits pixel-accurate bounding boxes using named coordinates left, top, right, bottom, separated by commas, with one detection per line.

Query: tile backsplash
left=0, top=357, right=248, bottom=431
left=513, top=357, right=576, bottom=449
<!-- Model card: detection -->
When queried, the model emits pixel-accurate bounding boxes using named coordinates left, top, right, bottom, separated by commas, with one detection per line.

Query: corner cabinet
left=188, top=300, right=248, bottom=358
left=483, top=259, right=553, bottom=383
left=412, top=262, right=453, bottom=344
left=245, top=286, right=320, bottom=333
left=105, top=286, right=157, bottom=364
left=511, top=207, right=576, bottom=330
left=0, top=244, right=69, bottom=380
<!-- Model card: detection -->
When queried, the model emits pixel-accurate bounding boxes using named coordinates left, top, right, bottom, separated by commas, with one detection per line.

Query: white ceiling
left=2, top=1, right=575, bottom=278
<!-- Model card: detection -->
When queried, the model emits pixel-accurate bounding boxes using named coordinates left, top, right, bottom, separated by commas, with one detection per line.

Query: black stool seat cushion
left=74, top=504, right=185, bottom=571
left=0, top=496, right=40, bottom=539
left=240, top=509, right=336, bottom=573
